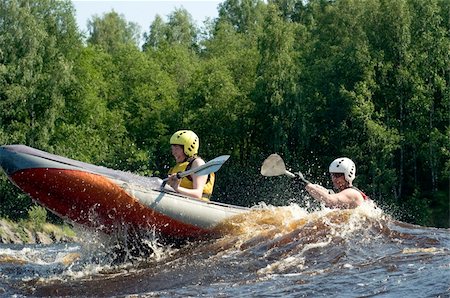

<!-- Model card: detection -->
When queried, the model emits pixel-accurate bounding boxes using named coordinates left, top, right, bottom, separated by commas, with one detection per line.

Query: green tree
left=364, top=0, right=412, bottom=201
left=0, top=0, right=81, bottom=148
left=142, top=15, right=166, bottom=50
left=143, top=8, right=198, bottom=51
left=400, top=0, right=450, bottom=225
left=252, top=4, right=301, bottom=156
left=0, top=0, right=81, bottom=219
left=218, top=0, right=266, bottom=33
left=111, top=46, right=180, bottom=173
left=50, top=46, right=131, bottom=167
left=87, top=10, right=140, bottom=53
left=0, top=0, right=448, bottom=228
left=290, top=0, right=403, bottom=208
left=202, top=19, right=259, bottom=159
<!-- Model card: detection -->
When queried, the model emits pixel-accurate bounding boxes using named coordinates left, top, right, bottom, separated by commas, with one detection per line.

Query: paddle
left=260, top=154, right=311, bottom=185
left=161, top=155, right=230, bottom=189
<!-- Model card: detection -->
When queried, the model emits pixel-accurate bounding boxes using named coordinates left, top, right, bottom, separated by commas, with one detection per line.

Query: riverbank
left=0, top=219, right=78, bottom=244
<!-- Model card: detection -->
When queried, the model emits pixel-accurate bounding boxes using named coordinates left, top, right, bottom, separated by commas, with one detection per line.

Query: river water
left=1, top=204, right=449, bottom=297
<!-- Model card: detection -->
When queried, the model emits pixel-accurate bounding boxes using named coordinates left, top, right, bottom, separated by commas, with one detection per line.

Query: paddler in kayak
left=304, top=157, right=370, bottom=209
left=166, top=130, right=215, bottom=200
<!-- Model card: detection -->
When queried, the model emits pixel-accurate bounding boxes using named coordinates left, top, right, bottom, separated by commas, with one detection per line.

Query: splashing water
left=1, top=203, right=449, bottom=297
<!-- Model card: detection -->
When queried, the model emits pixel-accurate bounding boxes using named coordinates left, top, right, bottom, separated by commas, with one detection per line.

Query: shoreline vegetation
left=0, top=206, right=77, bottom=245
left=0, top=0, right=448, bottom=228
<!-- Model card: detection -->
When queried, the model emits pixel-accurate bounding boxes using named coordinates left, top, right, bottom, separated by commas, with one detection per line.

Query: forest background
left=0, top=0, right=448, bottom=228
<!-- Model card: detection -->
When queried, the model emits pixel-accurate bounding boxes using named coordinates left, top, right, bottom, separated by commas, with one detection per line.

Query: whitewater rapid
left=1, top=203, right=449, bottom=297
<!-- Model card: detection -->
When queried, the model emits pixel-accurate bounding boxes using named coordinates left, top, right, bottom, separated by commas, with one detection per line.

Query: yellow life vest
left=168, top=157, right=215, bottom=200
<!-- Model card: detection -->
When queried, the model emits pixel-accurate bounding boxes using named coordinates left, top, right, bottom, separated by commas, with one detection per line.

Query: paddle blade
left=193, top=155, right=230, bottom=176
left=261, top=154, right=288, bottom=176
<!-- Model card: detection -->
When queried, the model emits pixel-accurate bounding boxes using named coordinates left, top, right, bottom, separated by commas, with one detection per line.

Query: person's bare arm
left=305, top=184, right=363, bottom=209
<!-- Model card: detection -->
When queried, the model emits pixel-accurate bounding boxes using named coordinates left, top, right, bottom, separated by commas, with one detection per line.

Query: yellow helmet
left=170, top=130, right=199, bottom=157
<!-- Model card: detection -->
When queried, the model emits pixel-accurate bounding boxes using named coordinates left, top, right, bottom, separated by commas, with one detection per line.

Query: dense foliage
left=0, top=0, right=448, bottom=227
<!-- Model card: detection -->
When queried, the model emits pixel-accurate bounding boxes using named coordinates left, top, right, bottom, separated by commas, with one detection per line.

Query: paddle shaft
left=261, top=153, right=311, bottom=185
left=284, top=169, right=296, bottom=178
left=283, top=169, right=311, bottom=185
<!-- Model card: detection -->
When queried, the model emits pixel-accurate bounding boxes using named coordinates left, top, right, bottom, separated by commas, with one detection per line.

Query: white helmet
left=329, top=157, right=356, bottom=183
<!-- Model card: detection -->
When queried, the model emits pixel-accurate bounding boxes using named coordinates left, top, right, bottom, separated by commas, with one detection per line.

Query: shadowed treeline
left=0, top=0, right=448, bottom=227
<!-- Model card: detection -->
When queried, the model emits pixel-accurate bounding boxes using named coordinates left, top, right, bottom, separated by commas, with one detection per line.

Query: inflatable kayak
left=0, top=145, right=249, bottom=241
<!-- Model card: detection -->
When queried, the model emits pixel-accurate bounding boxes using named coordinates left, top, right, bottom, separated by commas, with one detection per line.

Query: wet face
left=171, top=144, right=186, bottom=163
left=330, top=173, right=347, bottom=190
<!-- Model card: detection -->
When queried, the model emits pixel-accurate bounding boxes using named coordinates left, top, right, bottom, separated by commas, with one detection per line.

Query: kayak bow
left=0, top=145, right=248, bottom=241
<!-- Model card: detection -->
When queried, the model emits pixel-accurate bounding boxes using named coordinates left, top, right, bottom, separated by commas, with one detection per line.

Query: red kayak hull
left=10, top=168, right=210, bottom=239
left=0, top=145, right=249, bottom=241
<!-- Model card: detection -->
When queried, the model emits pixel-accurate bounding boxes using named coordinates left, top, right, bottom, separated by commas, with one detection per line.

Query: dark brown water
left=1, top=205, right=449, bottom=297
